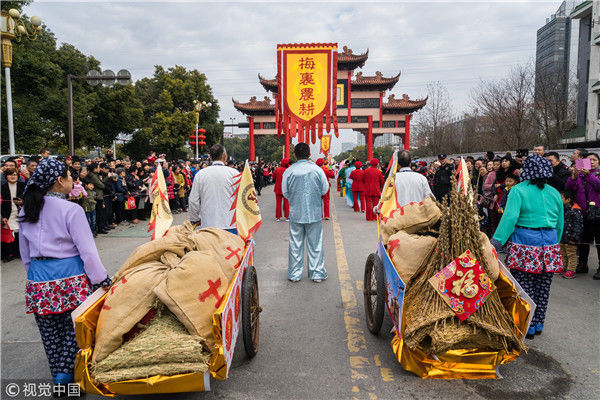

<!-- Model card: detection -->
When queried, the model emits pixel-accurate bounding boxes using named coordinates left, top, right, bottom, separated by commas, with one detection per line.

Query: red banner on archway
left=276, top=43, right=339, bottom=144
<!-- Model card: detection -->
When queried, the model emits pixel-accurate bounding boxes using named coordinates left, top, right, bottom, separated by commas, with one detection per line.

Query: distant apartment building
left=563, top=0, right=600, bottom=147
left=535, top=1, right=577, bottom=102
left=374, top=133, right=401, bottom=147
left=356, top=132, right=365, bottom=146
left=341, top=142, right=355, bottom=153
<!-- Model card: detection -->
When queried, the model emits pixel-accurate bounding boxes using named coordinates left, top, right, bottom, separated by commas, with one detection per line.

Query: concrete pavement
left=1, top=187, right=599, bottom=399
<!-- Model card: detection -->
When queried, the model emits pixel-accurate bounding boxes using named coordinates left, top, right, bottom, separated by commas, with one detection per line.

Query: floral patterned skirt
left=25, top=256, right=93, bottom=315
left=506, top=227, right=563, bottom=274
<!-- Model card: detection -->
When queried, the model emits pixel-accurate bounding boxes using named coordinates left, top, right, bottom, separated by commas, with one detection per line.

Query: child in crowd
left=561, top=190, right=584, bottom=279
left=81, top=181, right=98, bottom=236
left=498, top=173, right=519, bottom=214
left=69, top=172, right=86, bottom=205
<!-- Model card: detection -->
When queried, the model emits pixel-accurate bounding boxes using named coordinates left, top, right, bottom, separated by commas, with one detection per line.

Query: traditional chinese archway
left=233, top=45, right=427, bottom=161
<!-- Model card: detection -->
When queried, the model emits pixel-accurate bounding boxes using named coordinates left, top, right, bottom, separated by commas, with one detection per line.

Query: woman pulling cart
left=491, top=154, right=564, bottom=338
left=19, top=159, right=111, bottom=387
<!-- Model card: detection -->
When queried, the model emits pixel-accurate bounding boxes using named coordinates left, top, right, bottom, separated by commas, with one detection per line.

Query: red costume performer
left=349, top=161, right=365, bottom=213
left=316, top=158, right=335, bottom=219
left=273, top=158, right=290, bottom=220
left=363, top=158, right=385, bottom=221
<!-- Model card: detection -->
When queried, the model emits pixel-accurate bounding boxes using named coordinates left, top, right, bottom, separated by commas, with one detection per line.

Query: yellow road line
left=331, top=201, right=377, bottom=399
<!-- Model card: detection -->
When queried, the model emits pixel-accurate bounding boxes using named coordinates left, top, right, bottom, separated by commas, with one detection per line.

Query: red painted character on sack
left=273, top=158, right=290, bottom=221
left=316, top=158, right=335, bottom=220
left=363, top=158, right=385, bottom=221
left=349, top=161, right=365, bottom=213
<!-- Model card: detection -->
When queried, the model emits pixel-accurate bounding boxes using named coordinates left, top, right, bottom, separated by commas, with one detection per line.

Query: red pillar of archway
left=248, top=116, right=255, bottom=161
left=404, top=114, right=411, bottom=151
left=367, top=115, right=373, bottom=161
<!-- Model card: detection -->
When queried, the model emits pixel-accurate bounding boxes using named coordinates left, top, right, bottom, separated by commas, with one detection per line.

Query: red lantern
left=196, top=128, right=207, bottom=149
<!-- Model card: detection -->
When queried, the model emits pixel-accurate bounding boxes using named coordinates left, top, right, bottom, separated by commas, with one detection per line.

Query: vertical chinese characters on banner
left=320, top=134, right=331, bottom=155
left=277, top=43, right=339, bottom=144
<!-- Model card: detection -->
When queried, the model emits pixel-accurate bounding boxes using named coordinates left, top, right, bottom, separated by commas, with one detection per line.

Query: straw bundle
left=402, top=176, right=526, bottom=355
left=92, top=305, right=211, bottom=383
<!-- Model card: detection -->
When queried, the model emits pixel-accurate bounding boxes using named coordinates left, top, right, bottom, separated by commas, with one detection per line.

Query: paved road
left=2, top=187, right=599, bottom=399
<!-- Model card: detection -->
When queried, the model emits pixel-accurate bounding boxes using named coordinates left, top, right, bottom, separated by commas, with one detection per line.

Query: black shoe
left=593, top=270, right=600, bottom=280
left=98, top=229, right=109, bottom=234
left=106, top=225, right=116, bottom=230
left=525, top=333, right=535, bottom=339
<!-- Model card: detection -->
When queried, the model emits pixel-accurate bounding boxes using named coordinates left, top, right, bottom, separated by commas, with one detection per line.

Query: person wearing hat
left=18, top=158, right=111, bottom=386
left=273, top=158, right=290, bottom=221
left=363, top=158, right=385, bottom=221
left=316, top=158, right=335, bottom=220
left=349, top=161, right=365, bottom=213
left=491, top=154, right=564, bottom=338
left=432, top=154, right=454, bottom=202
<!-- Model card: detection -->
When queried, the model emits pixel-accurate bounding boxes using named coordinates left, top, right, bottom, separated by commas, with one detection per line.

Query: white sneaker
left=312, top=279, right=323, bottom=283
left=274, top=218, right=281, bottom=221
left=288, top=278, right=300, bottom=282
left=285, top=218, right=289, bottom=222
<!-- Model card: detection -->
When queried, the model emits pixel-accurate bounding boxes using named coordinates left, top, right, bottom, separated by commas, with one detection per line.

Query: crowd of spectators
left=401, top=146, right=599, bottom=280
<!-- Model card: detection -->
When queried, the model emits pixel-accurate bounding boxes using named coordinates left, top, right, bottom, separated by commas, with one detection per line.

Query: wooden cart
left=73, top=237, right=260, bottom=395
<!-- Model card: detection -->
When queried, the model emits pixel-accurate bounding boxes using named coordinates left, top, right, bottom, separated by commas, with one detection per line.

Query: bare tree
left=414, top=81, right=453, bottom=155
left=471, top=65, right=536, bottom=149
left=532, top=69, right=577, bottom=147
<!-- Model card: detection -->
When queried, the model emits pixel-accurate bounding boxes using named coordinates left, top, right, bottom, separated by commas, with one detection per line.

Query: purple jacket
left=564, top=168, right=600, bottom=213
left=19, top=196, right=108, bottom=284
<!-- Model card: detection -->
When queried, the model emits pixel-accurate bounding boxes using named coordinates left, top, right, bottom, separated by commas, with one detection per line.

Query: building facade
left=564, top=1, right=600, bottom=147
left=535, top=1, right=575, bottom=102
left=341, top=142, right=355, bottom=153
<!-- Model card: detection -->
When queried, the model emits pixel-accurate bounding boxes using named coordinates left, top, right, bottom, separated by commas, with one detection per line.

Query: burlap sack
left=381, top=197, right=441, bottom=244
left=388, top=231, right=437, bottom=284
left=114, top=227, right=195, bottom=281
left=93, top=261, right=170, bottom=363
left=154, top=251, right=229, bottom=347
left=190, top=228, right=245, bottom=281
left=478, top=232, right=500, bottom=281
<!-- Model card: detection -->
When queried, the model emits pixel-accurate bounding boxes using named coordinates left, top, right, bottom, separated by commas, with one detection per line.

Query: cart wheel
left=242, top=265, right=260, bottom=358
left=364, top=253, right=385, bottom=335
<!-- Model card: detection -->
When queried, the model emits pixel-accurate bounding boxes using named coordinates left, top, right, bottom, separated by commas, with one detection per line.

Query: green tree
left=223, top=135, right=295, bottom=163
left=335, top=145, right=394, bottom=166
left=1, top=17, right=145, bottom=154
left=126, top=65, right=221, bottom=159
left=1, top=0, right=33, bottom=12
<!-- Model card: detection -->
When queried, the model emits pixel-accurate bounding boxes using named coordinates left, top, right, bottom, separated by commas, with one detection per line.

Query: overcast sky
left=25, top=0, right=563, bottom=155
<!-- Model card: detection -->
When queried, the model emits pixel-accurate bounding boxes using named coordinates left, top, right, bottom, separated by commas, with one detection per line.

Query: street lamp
left=193, top=99, right=211, bottom=160
left=67, top=69, right=131, bottom=156
left=1, top=9, right=42, bottom=155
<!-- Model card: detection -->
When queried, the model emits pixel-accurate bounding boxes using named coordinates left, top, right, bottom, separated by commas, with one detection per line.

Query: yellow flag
left=147, top=166, right=173, bottom=240
left=377, top=150, right=399, bottom=219
left=230, top=161, right=262, bottom=240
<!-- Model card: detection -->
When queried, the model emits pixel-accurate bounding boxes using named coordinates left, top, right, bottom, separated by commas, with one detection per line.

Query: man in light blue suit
left=282, top=143, right=329, bottom=282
